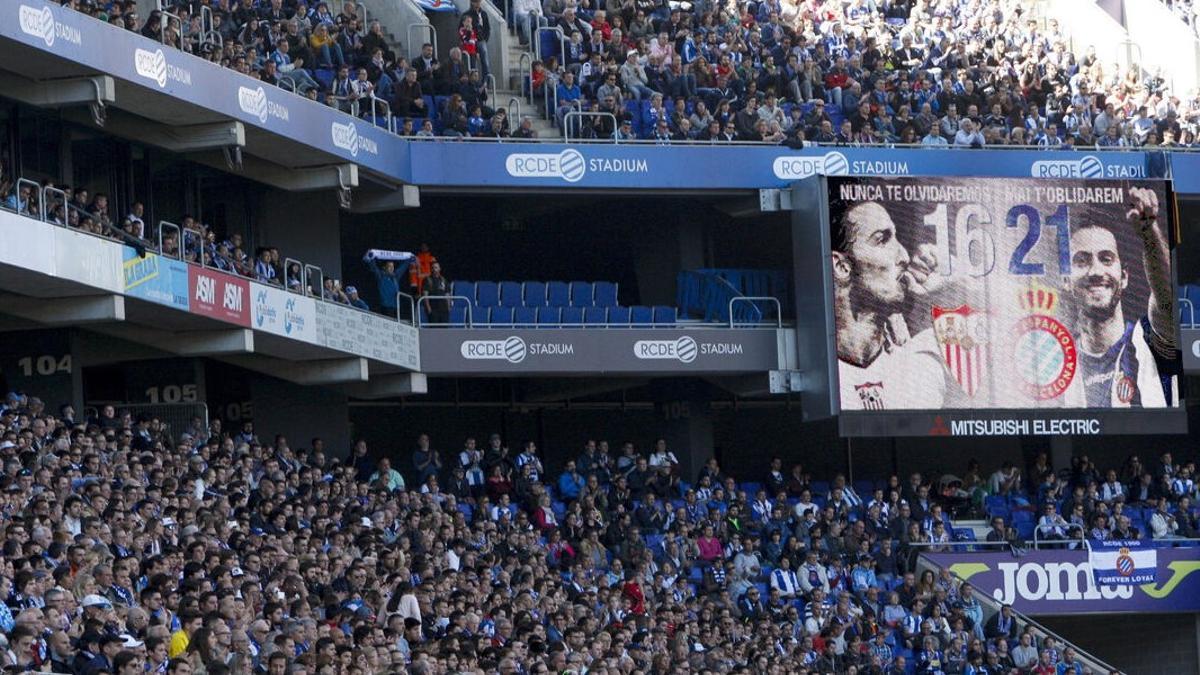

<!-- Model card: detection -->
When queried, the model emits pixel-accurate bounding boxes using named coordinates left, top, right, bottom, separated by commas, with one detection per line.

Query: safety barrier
left=407, top=24, right=438, bottom=61
left=563, top=111, right=617, bottom=142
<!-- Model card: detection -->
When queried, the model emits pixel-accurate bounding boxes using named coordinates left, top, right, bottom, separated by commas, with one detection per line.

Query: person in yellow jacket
left=168, top=610, right=203, bottom=658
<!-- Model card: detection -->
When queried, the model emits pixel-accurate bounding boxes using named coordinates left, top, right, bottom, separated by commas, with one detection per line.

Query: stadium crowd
left=61, top=0, right=1200, bottom=145
left=0, top=384, right=1191, bottom=673
left=0, top=172, right=378, bottom=312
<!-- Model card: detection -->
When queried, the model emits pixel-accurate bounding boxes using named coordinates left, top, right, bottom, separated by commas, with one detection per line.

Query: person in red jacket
left=458, top=16, right=478, bottom=57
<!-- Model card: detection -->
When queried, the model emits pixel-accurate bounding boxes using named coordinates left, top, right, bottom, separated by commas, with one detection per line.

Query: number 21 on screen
left=924, top=203, right=1070, bottom=277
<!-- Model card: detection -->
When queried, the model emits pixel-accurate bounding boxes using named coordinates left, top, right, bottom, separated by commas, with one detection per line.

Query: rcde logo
left=634, top=336, right=698, bottom=363
left=822, top=151, right=849, bottom=176
left=239, top=86, right=270, bottom=124
left=506, top=149, right=586, bottom=183
left=503, top=336, right=526, bottom=362
left=461, top=336, right=527, bottom=363
left=331, top=121, right=378, bottom=157
left=772, top=152, right=907, bottom=179
left=460, top=336, right=573, bottom=363
left=135, top=48, right=168, bottom=87
left=19, top=4, right=81, bottom=48
left=19, top=5, right=54, bottom=46
left=1030, top=154, right=1144, bottom=178
left=134, top=48, right=191, bottom=88
left=505, top=149, right=648, bottom=183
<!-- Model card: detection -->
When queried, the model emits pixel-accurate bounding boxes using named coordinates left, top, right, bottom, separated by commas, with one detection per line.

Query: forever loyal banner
left=922, top=548, right=1200, bottom=614
left=1089, top=539, right=1157, bottom=585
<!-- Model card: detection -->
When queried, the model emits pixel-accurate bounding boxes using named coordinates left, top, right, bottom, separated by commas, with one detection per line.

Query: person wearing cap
left=344, top=285, right=369, bottom=311
left=620, top=50, right=656, bottom=101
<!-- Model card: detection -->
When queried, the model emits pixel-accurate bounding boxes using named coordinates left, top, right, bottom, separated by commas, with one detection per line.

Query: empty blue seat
left=608, top=306, right=631, bottom=326
left=524, top=281, right=547, bottom=307
left=500, top=281, right=523, bottom=307
left=561, top=306, right=584, bottom=325
left=631, top=306, right=653, bottom=326
left=652, top=305, right=676, bottom=326
left=452, top=280, right=475, bottom=303
left=594, top=281, right=618, bottom=307
left=569, top=281, right=593, bottom=307
left=514, top=306, right=537, bottom=327
left=476, top=281, right=499, bottom=307
left=490, top=306, right=514, bottom=326
left=537, top=306, right=561, bottom=325
left=547, top=281, right=570, bottom=307
left=584, top=307, right=607, bottom=325
left=448, top=301, right=469, bottom=327
left=314, top=68, right=334, bottom=91
left=421, top=96, right=435, bottom=117
left=472, top=304, right=490, bottom=325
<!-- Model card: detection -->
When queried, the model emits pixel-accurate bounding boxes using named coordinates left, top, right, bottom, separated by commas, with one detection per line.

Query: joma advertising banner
left=922, top=548, right=1200, bottom=614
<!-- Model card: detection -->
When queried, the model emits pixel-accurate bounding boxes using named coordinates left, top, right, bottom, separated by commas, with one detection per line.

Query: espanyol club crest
left=1116, top=375, right=1136, bottom=404
left=932, top=305, right=988, bottom=397
left=1116, top=547, right=1136, bottom=577
left=854, top=382, right=886, bottom=410
left=1011, top=283, right=1078, bottom=400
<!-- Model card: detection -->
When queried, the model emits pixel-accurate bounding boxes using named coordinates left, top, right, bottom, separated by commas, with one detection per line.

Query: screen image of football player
left=831, top=201, right=965, bottom=411
left=1069, top=186, right=1177, bottom=408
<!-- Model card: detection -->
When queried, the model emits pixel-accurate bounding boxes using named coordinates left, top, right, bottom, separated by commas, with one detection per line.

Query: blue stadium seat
left=537, top=306, right=561, bottom=326
left=514, top=306, right=537, bottom=327
left=500, top=281, right=523, bottom=307
left=631, top=306, right=653, bottom=326
left=547, top=281, right=570, bottom=307
left=490, top=306, right=514, bottom=326
left=314, top=68, right=334, bottom=91
left=452, top=280, right=475, bottom=303
left=523, top=281, right=547, bottom=307
left=421, top=96, right=435, bottom=117
left=448, top=301, right=469, bottom=327
left=472, top=304, right=490, bottom=325
left=584, top=307, right=607, bottom=325
left=652, top=306, right=676, bottom=326
left=476, top=281, right=499, bottom=307
left=594, top=281, right=618, bottom=308
left=608, top=306, right=631, bottom=326
left=561, top=306, right=584, bottom=325
left=569, top=281, right=593, bottom=307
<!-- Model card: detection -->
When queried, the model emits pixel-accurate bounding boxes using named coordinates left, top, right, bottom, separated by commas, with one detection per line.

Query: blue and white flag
left=413, top=0, right=458, bottom=12
left=1088, top=539, right=1157, bottom=585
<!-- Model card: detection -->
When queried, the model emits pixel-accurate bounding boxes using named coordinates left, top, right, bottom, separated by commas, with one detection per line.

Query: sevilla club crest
left=932, top=305, right=988, bottom=397
left=854, top=382, right=886, bottom=410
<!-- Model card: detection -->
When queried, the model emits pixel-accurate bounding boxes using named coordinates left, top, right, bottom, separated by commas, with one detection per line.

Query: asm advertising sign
left=922, top=549, right=1200, bottom=614
left=188, top=267, right=250, bottom=326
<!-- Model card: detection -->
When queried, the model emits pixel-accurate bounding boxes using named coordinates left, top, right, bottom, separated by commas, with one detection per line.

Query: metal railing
left=563, top=111, right=617, bottom=142
left=304, top=263, right=325, bottom=298
left=284, top=257, right=304, bottom=293
left=729, top=296, right=782, bottom=328
left=518, top=51, right=533, bottom=103
left=16, top=178, right=43, bottom=220
left=1180, top=297, right=1195, bottom=328
left=407, top=24, right=438, bottom=61
left=918, top=553, right=1120, bottom=675
left=367, top=95, right=395, bottom=133
left=416, top=294, right=475, bottom=327
left=158, top=221, right=181, bottom=258
left=1032, top=528, right=1085, bottom=549
left=484, top=74, right=497, bottom=110
left=42, top=186, right=67, bottom=224
left=534, top=26, right=565, bottom=64
left=507, top=97, right=523, bottom=133
left=396, top=291, right=418, bottom=325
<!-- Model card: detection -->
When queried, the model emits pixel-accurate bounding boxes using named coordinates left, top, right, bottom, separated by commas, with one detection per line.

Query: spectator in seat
left=413, top=43, right=438, bottom=87
left=345, top=285, right=368, bottom=311
left=954, top=118, right=985, bottom=146
left=620, top=50, right=656, bottom=101
left=557, top=460, right=584, bottom=501
left=554, top=71, right=583, bottom=129
left=394, top=68, right=426, bottom=117
left=270, top=38, right=319, bottom=93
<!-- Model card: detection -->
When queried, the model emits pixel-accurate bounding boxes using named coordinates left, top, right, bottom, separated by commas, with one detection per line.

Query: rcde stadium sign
left=425, top=329, right=779, bottom=374
left=922, top=550, right=1200, bottom=614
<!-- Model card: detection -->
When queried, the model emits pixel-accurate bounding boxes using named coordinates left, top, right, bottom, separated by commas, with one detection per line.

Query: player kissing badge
left=1011, top=282, right=1078, bottom=400
left=932, top=305, right=988, bottom=397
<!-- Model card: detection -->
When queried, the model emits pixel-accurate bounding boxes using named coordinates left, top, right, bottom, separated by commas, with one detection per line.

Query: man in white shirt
left=953, top=118, right=985, bottom=146
left=771, top=556, right=802, bottom=599
left=832, top=201, right=960, bottom=410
